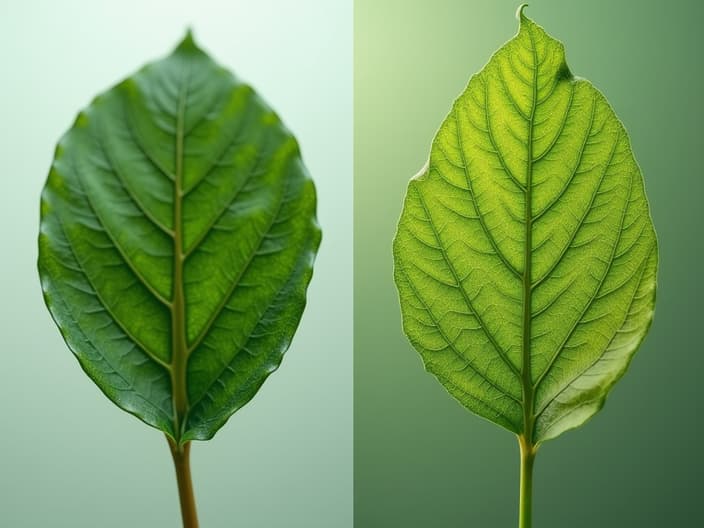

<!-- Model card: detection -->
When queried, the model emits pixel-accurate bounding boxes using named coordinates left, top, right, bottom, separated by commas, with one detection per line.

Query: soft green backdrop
left=355, top=0, right=703, bottom=526
left=0, top=1, right=352, bottom=526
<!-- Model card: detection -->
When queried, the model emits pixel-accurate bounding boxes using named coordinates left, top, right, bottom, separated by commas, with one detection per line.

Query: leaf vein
left=452, top=101, right=523, bottom=279
left=532, top=153, right=633, bottom=391
left=478, top=79, right=526, bottom=193
left=398, top=262, right=522, bottom=405
left=52, top=203, right=171, bottom=371
left=122, top=102, right=177, bottom=182
left=186, top=161, right=292, bottom=355
left=532, top=125, right=618, bottom=289
left=414, top=187, right=522, bottom=380
left=533, top=91, right=597, bottom=220
left=534, top=244, right=654, bottom=420
left=184, top=152, right=267, bottom=258
left=94, top=117, right=175, bottom=238
left=68, top=152, right=172, bottom=308
left=533, top=83, right=575, bottom=163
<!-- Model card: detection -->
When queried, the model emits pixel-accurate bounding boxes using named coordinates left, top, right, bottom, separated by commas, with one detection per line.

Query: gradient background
left=0, top=1, right=351, bottom=526
left=355, top=0, right=703, bottom=526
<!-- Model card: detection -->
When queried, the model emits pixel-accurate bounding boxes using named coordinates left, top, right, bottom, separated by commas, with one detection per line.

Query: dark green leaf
left=38, top=32, right=321, bottom=443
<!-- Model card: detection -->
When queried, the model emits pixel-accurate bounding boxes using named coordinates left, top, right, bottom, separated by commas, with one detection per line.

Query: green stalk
left=168, top=437, right=199, bottom=528
left=518, top=435, right=536, bottom=528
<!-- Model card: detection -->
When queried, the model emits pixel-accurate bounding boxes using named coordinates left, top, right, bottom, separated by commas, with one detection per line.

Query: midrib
left=521, top=27, right=538, bottom=444
left=171, top=77, right=189, bottom=440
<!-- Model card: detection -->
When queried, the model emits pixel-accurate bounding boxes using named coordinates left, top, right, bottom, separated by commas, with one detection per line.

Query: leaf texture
left=38, top=32, right=321, bottom=443
left=393, top=8, right=657, bottom=443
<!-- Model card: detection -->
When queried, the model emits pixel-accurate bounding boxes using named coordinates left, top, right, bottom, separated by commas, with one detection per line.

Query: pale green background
left=355, top=0, right=704, bottom=526
left=0, top=0, right=352, bottom=526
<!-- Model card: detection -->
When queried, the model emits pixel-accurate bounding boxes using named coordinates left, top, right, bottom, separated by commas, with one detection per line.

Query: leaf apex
left=516, top=3, right=529, bottom=22
left=175, top=28, right=199, bottom=53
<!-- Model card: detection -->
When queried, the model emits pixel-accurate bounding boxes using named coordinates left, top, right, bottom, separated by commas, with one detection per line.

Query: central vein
left=521, top=26, right=538, bottom=444
left=171, top=77, right=189, bottom=440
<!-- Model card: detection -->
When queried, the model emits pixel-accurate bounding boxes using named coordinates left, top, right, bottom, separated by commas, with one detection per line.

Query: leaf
left=38, top=32, right=321, bottom=444
left=393, top=7, right=657, bottom=445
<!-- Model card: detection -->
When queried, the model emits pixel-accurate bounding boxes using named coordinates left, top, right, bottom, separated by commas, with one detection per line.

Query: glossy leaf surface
left=39, top=33, right=320, bottom=443
left=393, top=9, right=657, bottom=444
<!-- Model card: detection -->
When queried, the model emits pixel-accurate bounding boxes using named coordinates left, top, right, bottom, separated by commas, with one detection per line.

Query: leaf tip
left=516, top=3, right=529, bottom=21
left=176, top=27, right=199, bottom=53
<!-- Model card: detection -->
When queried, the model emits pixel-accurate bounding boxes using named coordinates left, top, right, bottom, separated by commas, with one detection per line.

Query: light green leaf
left=38, top=32, right=321, bottom=444
left=393, top=8, right=657, bottom=445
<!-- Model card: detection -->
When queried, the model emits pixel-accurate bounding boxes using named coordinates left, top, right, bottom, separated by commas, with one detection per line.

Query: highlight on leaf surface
left=38, top=31, right=321, bottom=445
left=393, top=6, right=657, bottom=446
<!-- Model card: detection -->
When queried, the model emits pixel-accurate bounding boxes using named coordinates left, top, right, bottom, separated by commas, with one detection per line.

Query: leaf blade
left=393, top=9, right=657, bottom=444
left=38, top=32, right=321, bottom=442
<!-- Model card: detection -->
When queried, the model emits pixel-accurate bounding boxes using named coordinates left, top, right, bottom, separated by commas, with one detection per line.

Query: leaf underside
left=393, top=8, right=657, bottom=444
left=38, top=32, right=321, bottom=443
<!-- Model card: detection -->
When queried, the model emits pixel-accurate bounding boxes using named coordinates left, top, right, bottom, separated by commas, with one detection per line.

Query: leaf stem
left=518, top=435, right=536, bottom=528
left=168, top=437, right=199, bottom=528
